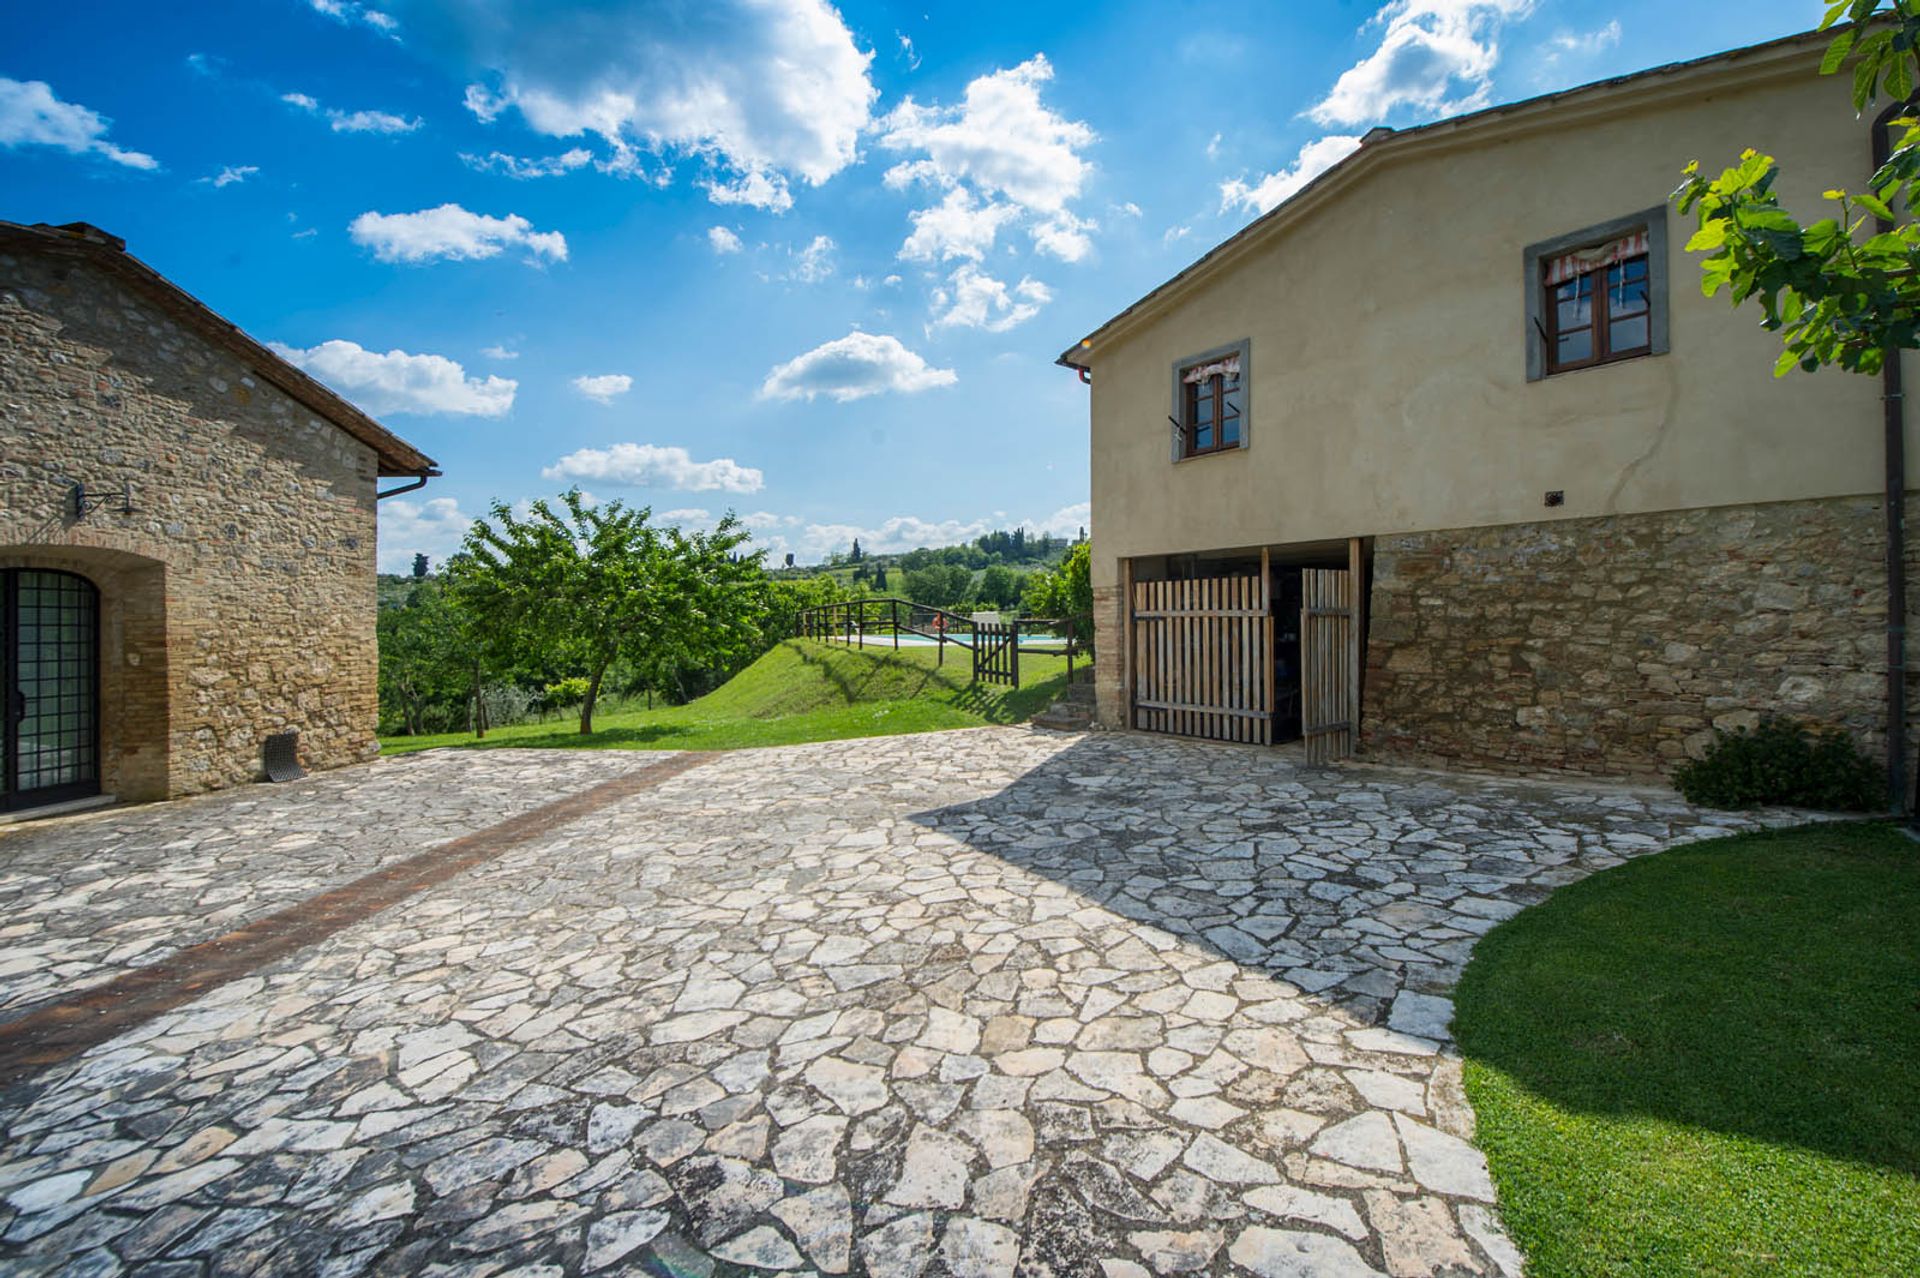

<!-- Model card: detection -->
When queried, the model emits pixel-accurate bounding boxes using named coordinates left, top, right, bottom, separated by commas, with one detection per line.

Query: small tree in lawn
left=450, top=490, right=756, bottom=734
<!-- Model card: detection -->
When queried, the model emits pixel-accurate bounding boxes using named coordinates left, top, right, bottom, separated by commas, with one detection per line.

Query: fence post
left=1012, top=620, right=1021, bottom=687
left=892, top=598, right=899, bottom=651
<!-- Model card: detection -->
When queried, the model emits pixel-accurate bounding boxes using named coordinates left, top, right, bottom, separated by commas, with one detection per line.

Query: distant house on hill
left=1060, top=31, right=1917, bottom=783
left=0, top=220, right=437, bottom=813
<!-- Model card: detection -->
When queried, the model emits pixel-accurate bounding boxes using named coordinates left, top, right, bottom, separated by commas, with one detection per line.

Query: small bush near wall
left=1672, top=719, right=1881, bottom=811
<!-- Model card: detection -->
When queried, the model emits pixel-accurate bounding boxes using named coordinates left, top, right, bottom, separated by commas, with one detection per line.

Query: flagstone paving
left=0, top=750, right=673, bottom=1024
left=0, top=727, right=1801, bottom=1276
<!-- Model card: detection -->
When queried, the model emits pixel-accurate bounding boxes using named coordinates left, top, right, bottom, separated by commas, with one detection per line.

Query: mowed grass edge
left=1453, top=821, right=1920, bottom=1278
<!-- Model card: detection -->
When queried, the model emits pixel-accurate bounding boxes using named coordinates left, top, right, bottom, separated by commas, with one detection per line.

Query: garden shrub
left=544, top=677, right=591, bottom=708
left=1672, top=718, right=1881, bottom=811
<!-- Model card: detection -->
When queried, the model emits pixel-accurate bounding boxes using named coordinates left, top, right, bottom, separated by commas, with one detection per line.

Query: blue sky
left=5, top=0, right=1814, bottom=569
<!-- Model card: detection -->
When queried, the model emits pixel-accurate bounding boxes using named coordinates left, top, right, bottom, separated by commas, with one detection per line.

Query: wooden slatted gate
left=1301, top=568, right=1356, bottom=763
left=974, top=622, right=1018, bottom=686
left=1129, top=573, right=1274, bottom=744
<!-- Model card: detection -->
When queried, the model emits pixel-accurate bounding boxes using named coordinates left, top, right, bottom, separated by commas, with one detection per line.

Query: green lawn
left=1454, top=822, right=1920, bottom=1278
left=381, top=638, right=1078, bottom=755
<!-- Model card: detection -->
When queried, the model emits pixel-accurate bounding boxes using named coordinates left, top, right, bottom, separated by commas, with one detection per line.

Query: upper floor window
left=1525, top=207, right=1670, bottom=382
left=1170, top=340, right=1251, bottom=460
left=1544, top=231, right=1651, bottom=373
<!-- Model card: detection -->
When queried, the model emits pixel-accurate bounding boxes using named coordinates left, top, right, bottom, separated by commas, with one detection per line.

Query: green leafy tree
left=376, top=578, right=469, bottom=735
left=978, top=564, right=1020, bottom=609
left=448, top=490, right=758, bottom=734
left=1674, top=2, right=1920, bottom=375
left=1022, top=541, right=1094, bottom=651
left=902, top=563, right=974, bottom=610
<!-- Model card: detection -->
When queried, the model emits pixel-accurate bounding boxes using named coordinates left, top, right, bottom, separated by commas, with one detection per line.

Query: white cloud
left=282, top=91, right=421, bottom=134
left=659, top=507, right=712, bottom=524
left=269, top=339, right=517, bottom=417
left=929, top=266, right=1050, bottom=332
left=703, top=169, right=794, bottom=212
left=572, top=373, right=633, bottom=403
left=897, top=33, right=922, bottom=71
left=878, top=53, right=1099, bottom=285
left=378, top=495, right=474, bottom=574
left=877, top=54, right=1093, bottom=214
left=761, top=331, right=957, bottom=403
left=1163, top=224, right=1191, bottom=245
left=418, top=0, right=875, bottom=201
left=1220, top=134, right=1364, bottom=216
left=0, top=78, right=157, bottom=170
left=1310, top=0, right=1535, bottom=127
left=200, top=164, right=259, bottom=188
left=708, top=225, right=743, bottom=254
left=543, top=443, right=765, bottom=494
left=349, top=203, right=568, bottom=265
left=481, top=344, right=519, bottom=360
left=1113, top=201, right=1142, bottom=218
left=790, top=234, right=836, bottom=283
left=898, top=188, right=1021, bottom=263
left=307, top=0, right=400, bottom=38
left=1031, top=210, right=1096, bottom=263
left=463, top=148, right=594, bottom=179
left=330, top=108, right=421, bottom=134
left=1543, top=19, right=1622, bottom=65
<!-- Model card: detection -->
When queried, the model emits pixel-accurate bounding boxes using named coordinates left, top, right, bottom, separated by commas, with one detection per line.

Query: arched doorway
left=3, top=569, right=100, bottom=813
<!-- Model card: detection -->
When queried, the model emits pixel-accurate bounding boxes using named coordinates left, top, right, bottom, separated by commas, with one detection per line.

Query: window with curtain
left=1542, top=228, right=1653, bottom=374
left=1179, top=352, right=1243, bottom=457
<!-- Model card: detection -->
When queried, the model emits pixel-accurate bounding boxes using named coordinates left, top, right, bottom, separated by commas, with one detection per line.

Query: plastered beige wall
left=1081, top=48, right=1913, bottom=590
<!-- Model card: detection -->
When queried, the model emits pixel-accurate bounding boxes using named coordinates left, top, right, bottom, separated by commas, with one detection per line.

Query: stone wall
left=0, top=250, right=381, bottom=800
left=1361, top=497, right=1915, bottom=781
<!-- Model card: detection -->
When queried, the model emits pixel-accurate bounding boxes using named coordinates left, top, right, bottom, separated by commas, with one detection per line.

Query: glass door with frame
left=3, top=570, right=100, bottom=813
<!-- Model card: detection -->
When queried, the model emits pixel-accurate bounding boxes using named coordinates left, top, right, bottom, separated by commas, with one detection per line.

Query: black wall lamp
left=70, top=481, right=134, bottom=520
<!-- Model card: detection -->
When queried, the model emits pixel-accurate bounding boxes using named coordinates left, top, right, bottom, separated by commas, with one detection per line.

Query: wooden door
left=1301, top=568, right=1356, bottom=763
left=1129, top=573, right=1273, bottom=744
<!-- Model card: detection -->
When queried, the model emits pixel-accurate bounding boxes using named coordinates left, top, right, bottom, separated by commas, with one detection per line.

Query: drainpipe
left=377, top=472, right=434, bottom=500
left=1872, top=102, right=1912, bottom=821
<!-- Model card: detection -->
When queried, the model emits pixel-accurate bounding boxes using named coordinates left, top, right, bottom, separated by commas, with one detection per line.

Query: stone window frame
left=1169, top=338, right=1252, bottom=463
left=1524, top=205, right=1671, bottom=383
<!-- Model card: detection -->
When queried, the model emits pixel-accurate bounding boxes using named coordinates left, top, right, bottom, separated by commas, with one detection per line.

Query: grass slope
left=1454, top=822, right=1920, bottom=1278
left=381, top=638, right=1075, bottom=756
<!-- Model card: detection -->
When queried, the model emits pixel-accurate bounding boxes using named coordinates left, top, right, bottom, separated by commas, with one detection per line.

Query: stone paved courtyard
left=0, top=728, right=1796, bottom=1277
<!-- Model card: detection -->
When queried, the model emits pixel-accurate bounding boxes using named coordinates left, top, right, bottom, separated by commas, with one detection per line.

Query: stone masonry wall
left=0, top=249, right=381, bottom=800
left=1361, top=497, right=1916, bottom=781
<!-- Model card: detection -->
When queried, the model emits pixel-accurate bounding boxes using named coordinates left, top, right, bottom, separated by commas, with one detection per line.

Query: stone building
left=1058, top=31, right=1919, bottom=785
left=0, top=221, right=437, bottom=813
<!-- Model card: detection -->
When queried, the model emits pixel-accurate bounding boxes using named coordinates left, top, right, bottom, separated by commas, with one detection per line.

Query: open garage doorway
left=1124, top=539, right=1367, bottom=760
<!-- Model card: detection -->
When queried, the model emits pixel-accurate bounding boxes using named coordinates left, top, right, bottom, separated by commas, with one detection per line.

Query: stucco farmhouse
left=0, top=220, right=436, bottom=813
left=1061, top=31, right=1917, bottom=784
